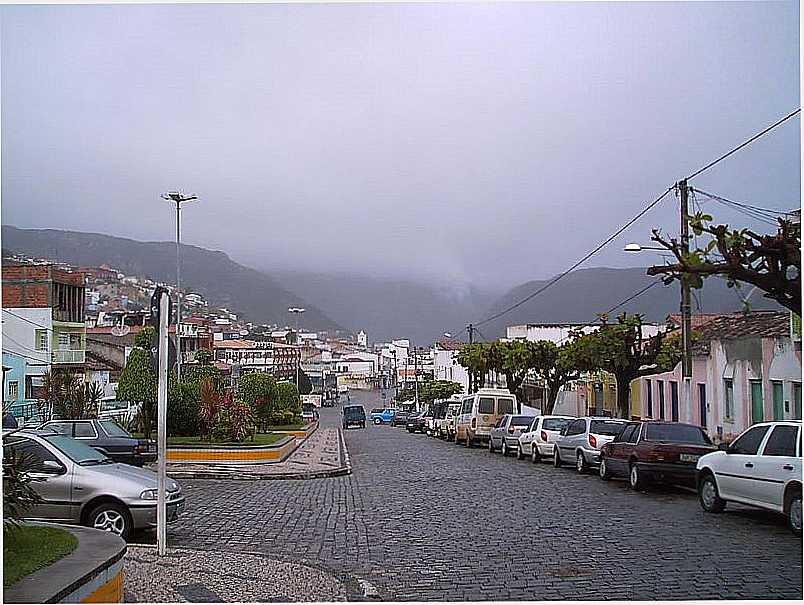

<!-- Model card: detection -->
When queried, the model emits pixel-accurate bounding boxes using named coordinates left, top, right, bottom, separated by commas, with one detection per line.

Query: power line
left=686, top=108, right=801, bottom=181
left=692, top=188, right=793, bottom=219
left=2, top=309, right=53, bottom=331
left=474, top=187, right=674, bottom=328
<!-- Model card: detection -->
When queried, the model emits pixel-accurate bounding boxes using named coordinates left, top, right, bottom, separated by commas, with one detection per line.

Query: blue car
left=369, top=408, right=396, bottom=425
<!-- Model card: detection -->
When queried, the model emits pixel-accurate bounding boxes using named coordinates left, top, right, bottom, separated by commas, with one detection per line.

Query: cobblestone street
left=152, top=391, right=802, bottom=601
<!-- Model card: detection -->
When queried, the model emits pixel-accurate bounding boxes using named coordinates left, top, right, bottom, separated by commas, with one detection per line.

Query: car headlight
left=140, top=489, right=158, bottom=500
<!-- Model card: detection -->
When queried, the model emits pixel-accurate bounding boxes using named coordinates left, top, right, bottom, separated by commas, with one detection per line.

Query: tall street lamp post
left=288, top=307, right=306, bottom=390
left=162, top=191, right=198, bottom=381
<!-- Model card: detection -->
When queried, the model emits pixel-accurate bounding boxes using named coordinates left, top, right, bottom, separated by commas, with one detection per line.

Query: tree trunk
left=615, top=374, right=632, bottom=419
left=544, top=384, right=560, bottom=416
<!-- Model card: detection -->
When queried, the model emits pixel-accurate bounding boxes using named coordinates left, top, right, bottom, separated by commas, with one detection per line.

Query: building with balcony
left=2, top=264, right=87, bottom=418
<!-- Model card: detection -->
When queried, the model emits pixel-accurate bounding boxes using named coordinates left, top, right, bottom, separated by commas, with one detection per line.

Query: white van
left=455, top=388, right=517, bottom=447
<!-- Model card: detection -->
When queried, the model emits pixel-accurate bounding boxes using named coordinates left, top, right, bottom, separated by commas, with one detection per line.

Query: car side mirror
left=41, top=460, right=65, bottom=474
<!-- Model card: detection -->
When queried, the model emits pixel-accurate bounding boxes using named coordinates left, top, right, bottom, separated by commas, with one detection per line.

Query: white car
left=517, top=415, right=574, bottom=462
left=696, top=421, right=801, bottom=535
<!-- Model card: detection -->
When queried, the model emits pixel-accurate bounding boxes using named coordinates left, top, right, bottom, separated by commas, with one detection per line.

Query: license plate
left=679, top=453, right=700, bottom=463
left=148, top=444, right=157, bottom=452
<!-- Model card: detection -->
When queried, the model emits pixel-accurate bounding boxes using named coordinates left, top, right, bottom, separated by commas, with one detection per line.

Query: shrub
left=238, top=373, right=278, bottom=431
left=167, top=377, right=200, bottom=437
left=211, top=393, right=254, bottom=442
left=2, top=440, right=43, bottom=535
left=198, top=378, right=221, bottom=440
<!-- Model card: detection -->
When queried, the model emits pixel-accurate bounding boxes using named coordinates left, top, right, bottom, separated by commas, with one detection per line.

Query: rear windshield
left=344, top=407, right=365, bottom=418
left=512, top=416, right=534, bottom=427
left=371, top=408, right=383, bottom=413
left=645, top=423, right=712, bottom=445
left=543, top=418, right=571, bottom=431
left=497, top=398, right=515, bottom=415
left=99, top=420, right=131, bottom=438
left=478, top=397, right=494, bottom=414
left=590, top=420, right=626, bottom=436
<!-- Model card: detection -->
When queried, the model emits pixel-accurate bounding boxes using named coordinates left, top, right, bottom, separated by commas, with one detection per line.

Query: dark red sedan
left=598, top=421, right=716, bottom=490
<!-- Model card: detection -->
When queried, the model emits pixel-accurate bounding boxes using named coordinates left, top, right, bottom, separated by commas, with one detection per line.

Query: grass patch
left=264, top=424, right=306, bottom=431
left=166, top=432, right=284, bottom=446
left=3, top=525, right=78, bottom=587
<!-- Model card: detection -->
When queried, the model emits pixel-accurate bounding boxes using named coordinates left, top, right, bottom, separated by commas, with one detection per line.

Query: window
left=724, top=379, right=734, bottom=420
left=590, top=420, right=626, bottom=436
left=670, top=381, right=679, bottom=422
left=645, top=379, right=653, bottom=418
left=645, top=423, right=712, bottom=445
left=512, top=416, right=534, bottom=428
left=35, top=330, right=48, bottom=351
left=73, top=422, right=97, bottom=438
left=461, top=399, right=472, bottom=414
left=496, top=398, right=514, bottom=415
left=57, top=332, right=70, bottom=349
left=615, top=424, right=636, bottom=443
left=762, top=426, right=799, bottom=457
left=568, top=420, right=586, bottom=436
left=478, top=397, right=494, bottom=414
left=657, top=380, right=665, bottom=420
left=5, top=437, right=62, bottom=473
left=772, top=381, right=784, bottom=421
left=45, top=422, right=73, bottom=436
left=729, top=425, right=771, bottom=455
left=542, top=418, right=569, bottom=432
left=495, top=416, right=506, bottom=428
left=7, top=381, right=18, bottom=401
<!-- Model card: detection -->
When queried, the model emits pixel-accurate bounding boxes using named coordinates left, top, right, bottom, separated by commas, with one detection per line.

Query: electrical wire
left=473, top=187, right=675, bottom=329
left=686, top=108, right=801, bottom=181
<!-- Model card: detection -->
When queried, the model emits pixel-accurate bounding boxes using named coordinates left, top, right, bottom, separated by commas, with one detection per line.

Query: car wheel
left=374, top=418, right=381, bottom=425
left=501, top=441, right=508, bottom=457
left=576, top=452, right=589, bottom=474
left=629, top=463, right=647, bottom=491
left=87, top=502, right=132, bottom=541
left=698, top=473, right=726, bottom=513
left=531, top=445, right=541, bottom=464
left=465, top=434, right=473, bottom=448
left=553, top=448, right=562, bottom=468
left=488, top=438, right=495, bottom=453
left=786, top=488, right=802, bottom=536
left=599, top=456, right=612, bottom=480
left=516, top=445, right=524, bottom=460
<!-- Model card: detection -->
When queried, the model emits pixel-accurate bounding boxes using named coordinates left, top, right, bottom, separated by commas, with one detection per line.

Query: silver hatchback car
left=553, top=417, right=628, bottom=473
left=488, top=414, right=535, bottom=456
left=3, top=429, right=185, bottom=540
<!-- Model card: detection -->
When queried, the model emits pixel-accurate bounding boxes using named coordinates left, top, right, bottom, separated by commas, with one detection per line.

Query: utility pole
left=392, top=349, right=398, bottom=400
left=156, top=290, right=169, bottom=556
left=161, top=191, right=198, bottom=382
left=414, top=344, right=419, bottom=412
left=467, top=323, right=475, bottom=393
left=679, top=179, right=693, bottom=423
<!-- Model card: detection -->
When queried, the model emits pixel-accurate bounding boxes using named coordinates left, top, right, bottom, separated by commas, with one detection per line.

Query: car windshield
left=99, top=420, right=132, bottom=438
left=590, top=420, right=626, bottom=436
left=497, top=398, right=515, bottom=415
left=512, top=416, right=534, bottom=427
left=645, top=423, right=712, bottom=445
left=543, top=418, right=571, bottom=431
left=44, top=434, right=113, bottom=465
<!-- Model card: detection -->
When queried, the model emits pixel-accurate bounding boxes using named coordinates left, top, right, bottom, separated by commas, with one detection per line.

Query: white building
left=357, top=330, right=367, bottom=348
left=432, top=341, right=469, bottom=394
left=507, top=322, right=662, bottom=344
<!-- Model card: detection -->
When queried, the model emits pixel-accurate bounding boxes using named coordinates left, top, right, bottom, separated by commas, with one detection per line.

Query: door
left=7, top=437, right=74, bottom=522
left=607, top=423, right=637, bottom=476
left=772, top=382, right=784, bottom=421
left=755, top=424, right=800, bottom=509
left=670, top=382, right=679, bottom=422
left=750, top=381, right=764, bottom=424
left=698, top=384, right=707, bottom=428
left=716, top=424, right=771, bottom=504
left=657, top=381, right=665, bottom=420
left=795, top=383, right=802, bottom=421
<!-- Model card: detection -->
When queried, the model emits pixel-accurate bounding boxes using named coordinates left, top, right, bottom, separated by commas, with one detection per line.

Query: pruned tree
left=456, top=343, right=490, bottom=393
left=571, top=313, right=682, bottom=419
left=419, top=380, right=464, bottom=415
left=647, top=213, right=801, bottom=314
left=530, top=340, right=583, bottom=415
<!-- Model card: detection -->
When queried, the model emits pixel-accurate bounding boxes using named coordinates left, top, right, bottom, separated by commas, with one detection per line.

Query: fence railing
left=52, top=349, right=86, bottom=364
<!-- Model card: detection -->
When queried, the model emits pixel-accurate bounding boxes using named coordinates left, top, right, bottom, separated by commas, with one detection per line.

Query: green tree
left=238, top=373, right=279, bottom=431
left=457, top=343, right=491, bottom=393
left=530, top=340, right=583, bottom=415
left=167, top=372, right=200, bottom=437
left=419, top=380, right=463, bottom=415
left=648, top=212, right=800, bottom=314
left=571, top=313, right=682, bottom=419
left=276, top=382, right=302, bottom=425
left=40, top=372, right=104, bottom=420
left=117, top=327, right=157, bottom=439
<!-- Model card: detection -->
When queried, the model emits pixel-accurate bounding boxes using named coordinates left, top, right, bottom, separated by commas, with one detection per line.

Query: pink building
left=638, top=311, right=801, bottom=442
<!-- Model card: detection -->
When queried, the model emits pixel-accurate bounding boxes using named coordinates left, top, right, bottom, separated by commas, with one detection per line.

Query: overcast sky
left=1, top=2, right=800, bottom=290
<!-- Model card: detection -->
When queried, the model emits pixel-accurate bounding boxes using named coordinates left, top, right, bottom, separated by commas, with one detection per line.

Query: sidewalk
left=163, top=427, right=351, bottom=480
left=124, top=546, right=347, bottom=602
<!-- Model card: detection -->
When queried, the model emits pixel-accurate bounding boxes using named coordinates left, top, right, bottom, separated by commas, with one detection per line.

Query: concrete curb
left=164, top=426, right=351, bottom=481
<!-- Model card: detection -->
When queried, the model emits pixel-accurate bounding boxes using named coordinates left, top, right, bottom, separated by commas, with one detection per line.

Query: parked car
left=437, top=403, right=463, bottom=440
left=40, top=418, right=156, bottom=467
left=455, top=388, right=517, bottom=447
left=488, top=414, right=535, bottom=456
left=406, top=411, right=429, bottom=433
left=696, top=421, right=802, bottom=535
left=598, top=421, right=716, bottom=489
left=553, top=416, right=628, bottom=473
left=2, top=429, right=185, bottom=540
left=369, top=408, right=396, bottom=425
left=518, top=415, right=574, bottom=462
left=342, top=405, right=366, bottom=429
left=392, top=410, right=409, bottom=426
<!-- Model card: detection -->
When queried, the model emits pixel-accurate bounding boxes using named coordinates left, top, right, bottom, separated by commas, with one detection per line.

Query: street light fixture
left=624, top=243, right=665, bottom=253
left=162, top=191, right=198, bottom=381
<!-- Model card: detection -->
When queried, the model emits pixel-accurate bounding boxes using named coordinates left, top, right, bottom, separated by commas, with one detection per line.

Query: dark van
left=342, top=405, right=366, bottom=429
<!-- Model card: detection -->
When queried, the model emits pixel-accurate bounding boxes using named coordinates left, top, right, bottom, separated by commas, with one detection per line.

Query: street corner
left=123, top=545, right=348, bottom=603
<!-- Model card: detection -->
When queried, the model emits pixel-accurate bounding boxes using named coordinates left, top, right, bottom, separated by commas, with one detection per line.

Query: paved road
left=163, top=389, right=802, bottom=600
